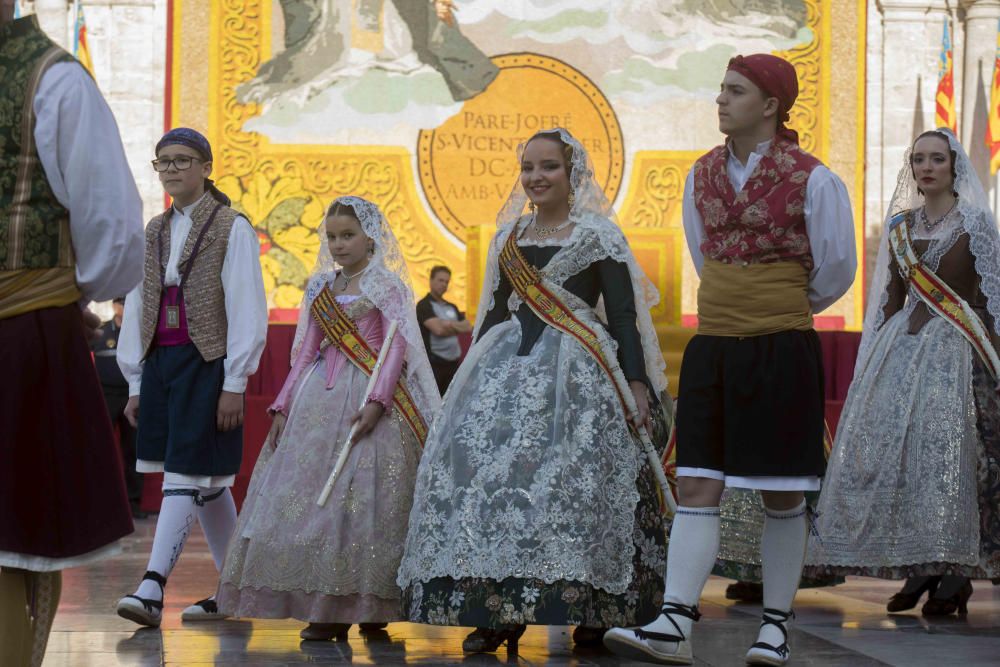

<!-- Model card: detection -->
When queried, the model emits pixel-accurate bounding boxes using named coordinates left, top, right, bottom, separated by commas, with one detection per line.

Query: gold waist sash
left=697, top=259, right=813, bottom=336
left=0, top=268, right=81, bottom=320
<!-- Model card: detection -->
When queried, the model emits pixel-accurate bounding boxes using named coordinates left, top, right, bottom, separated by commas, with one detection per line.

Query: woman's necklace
left=337, top=265, right=368, bottom=292
left=919, top=201, right=957, bottom=232
left=532, top=213, right=572, bottom=239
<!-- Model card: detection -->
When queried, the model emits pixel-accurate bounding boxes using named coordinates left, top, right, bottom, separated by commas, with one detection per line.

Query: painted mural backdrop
left=170, top=0, right=865, bottom=327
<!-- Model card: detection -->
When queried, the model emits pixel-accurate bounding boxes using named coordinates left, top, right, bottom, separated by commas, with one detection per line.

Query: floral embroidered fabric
left=692, top=138, right=821, bottom=269
left=403, top=404, right=670, bottom=628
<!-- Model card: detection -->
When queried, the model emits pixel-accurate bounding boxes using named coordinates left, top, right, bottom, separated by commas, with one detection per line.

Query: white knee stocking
left=639, top=506, right=721, bottom=642
left=759, top=500, right=808, bottom=648
left=135, top=485, right=200, bottom=601
left=195, top=487, right=237, bottom=573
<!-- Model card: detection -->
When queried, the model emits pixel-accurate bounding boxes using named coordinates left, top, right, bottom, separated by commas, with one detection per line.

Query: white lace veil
left=472, top=127, right=669, bottom=395
left=858, top=128, right=1000, bottom=370
left=290, top=195, right=441, bottom=420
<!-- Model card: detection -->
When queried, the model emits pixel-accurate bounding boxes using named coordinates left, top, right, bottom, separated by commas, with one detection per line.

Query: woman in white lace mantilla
left=397, top=128, right=671, bottom=652
left=215, top=196, right=439, bottom=640
left=808, top=130, right=1000, bottom=615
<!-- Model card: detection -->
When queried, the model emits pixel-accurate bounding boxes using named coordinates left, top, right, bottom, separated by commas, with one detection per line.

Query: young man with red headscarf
left=605, top=54, right=856, bottom=665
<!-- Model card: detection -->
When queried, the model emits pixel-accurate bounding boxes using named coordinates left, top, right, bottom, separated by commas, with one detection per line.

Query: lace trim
left=397, top=318, right=643, bottom=593
left=341, top=296, right=375, bottom=320
left=472, top=128, right=667, bottom=395
left=966, top=209, right=1000, bottom=336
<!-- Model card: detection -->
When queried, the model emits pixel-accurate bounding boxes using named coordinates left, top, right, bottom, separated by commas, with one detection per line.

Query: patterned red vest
left=692, top=138, right=822, bottom=269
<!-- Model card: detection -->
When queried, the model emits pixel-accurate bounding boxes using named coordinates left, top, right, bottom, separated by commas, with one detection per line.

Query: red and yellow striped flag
left=73, top=1, right=95, bottom=78
left=988, top=19, right=1000, bottom=175
left=935, top=18, right=957, bottom=133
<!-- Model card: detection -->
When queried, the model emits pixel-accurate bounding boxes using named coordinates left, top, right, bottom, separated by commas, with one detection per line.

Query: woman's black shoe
left=922, top=579, right=973, bottom=616
left=359, top=622, right=388, bottom=633
left=572, top=625, right=608, bottom=646
left=461, top=625, right=526, bottom=653
left=886, top=576, right=940, bottom=613
left=299, top=622, right=350, bottom=641
left=726, top=580, right=764, bottom=603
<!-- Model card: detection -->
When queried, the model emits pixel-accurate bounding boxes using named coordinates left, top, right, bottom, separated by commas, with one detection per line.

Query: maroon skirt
left=0, top=304, right=133, bottom=562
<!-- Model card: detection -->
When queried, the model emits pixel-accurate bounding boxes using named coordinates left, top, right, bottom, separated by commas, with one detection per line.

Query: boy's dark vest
left=140, top=194, right=241, bottom=360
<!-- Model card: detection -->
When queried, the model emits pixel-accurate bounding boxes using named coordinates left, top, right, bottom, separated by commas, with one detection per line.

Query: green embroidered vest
left=0, top=16, right=77, bottom=272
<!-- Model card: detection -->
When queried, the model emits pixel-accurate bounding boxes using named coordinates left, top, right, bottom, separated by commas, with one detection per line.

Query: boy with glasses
left=115, top=128, right=268, bottom=627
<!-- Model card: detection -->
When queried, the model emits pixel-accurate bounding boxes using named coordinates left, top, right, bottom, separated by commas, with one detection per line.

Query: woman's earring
left=567, top=191, right=576, bottom=208
left=528, top=201, right=535, bottom=212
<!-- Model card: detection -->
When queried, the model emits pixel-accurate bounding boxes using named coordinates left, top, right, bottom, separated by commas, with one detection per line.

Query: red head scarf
left=726, top=54, right=800, bottom=144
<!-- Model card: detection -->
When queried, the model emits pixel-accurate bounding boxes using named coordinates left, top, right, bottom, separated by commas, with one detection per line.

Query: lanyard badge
left=158, top=202, right=223, bottom=331
left=165, top=303, right=181, bottom=328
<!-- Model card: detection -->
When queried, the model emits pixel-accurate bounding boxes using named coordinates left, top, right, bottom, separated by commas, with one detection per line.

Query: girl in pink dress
left=216, top=196, right=440, bottom=641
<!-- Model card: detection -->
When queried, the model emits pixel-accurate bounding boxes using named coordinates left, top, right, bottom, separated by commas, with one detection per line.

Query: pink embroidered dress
left=216, top=289, right=420, bottom=623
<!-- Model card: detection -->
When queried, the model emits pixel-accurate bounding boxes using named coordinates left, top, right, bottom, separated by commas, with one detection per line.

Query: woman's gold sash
left=888, top=212, right=1000, bottom=380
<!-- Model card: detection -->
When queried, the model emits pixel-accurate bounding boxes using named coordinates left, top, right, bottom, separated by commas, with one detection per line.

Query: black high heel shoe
left=299, top=622, right=351, bottom=641
left=922, top=579, right=973, bottom=616
left=886, top=576, right=940, bottom=613
left=726, top=580, right=764, bottom=603
left=461, top=625, right=526, bottom=653
left=572, top=625, right=608, bottom=646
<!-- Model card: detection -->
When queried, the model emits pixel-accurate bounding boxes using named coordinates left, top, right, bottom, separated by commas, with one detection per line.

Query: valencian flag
left=73, top=0, right=95, bottom=78
left=988, top=19, right=1000, bottom=175
left=935, top=17, right=957, bottom=133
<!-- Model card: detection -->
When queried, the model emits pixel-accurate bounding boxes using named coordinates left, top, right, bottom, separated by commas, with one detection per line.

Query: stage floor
left=43, top=518, right=1000, bottom=666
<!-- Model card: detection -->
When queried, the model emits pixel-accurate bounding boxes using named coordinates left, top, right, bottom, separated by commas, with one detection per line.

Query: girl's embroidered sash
left=310, top=284, right=428, bottom=445
left=889, top=212, right=1000, bottom=379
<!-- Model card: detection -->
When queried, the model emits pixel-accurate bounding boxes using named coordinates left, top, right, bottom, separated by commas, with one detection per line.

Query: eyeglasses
left=151, top=156, right=204, bottom=172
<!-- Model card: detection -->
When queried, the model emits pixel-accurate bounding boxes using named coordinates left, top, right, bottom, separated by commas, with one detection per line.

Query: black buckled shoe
left=461, top=625, right=526, bottom=654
